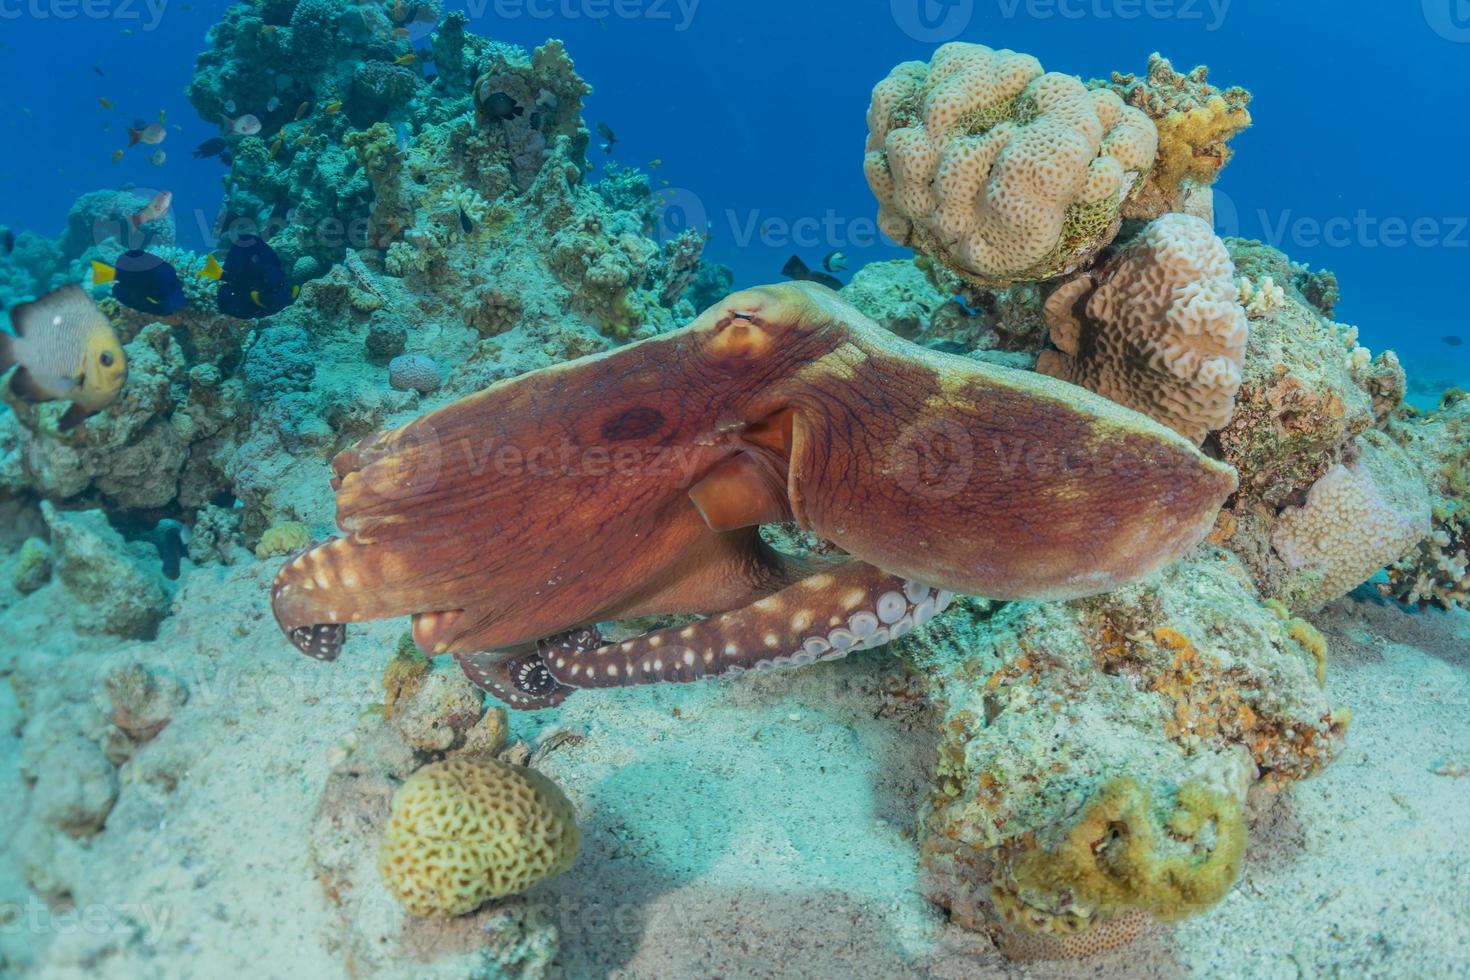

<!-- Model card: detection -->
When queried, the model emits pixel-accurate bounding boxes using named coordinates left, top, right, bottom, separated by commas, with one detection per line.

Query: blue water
left=2, top=1, right=1468, bottom=388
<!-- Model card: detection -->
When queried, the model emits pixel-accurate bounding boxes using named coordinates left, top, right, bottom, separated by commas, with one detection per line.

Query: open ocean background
left=2, top=0, right=1467, bottom=396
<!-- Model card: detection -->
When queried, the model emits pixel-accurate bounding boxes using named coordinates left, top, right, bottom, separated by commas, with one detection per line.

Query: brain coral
left=1271, top=431, right=1431, bottom=611
left=1038, top=213, right=1248, bottom=444
left=864, top=42, right=1158, bottom=286
left=380, top=758, right=578, bottom=917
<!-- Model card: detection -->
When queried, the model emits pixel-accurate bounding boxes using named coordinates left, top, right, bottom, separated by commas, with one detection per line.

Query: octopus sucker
left=271, top=282, right=1236, bottom=709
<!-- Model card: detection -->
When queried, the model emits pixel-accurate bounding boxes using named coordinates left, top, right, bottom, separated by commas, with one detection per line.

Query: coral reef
left=865, top=42, right=1157, bottom=286
left=379, top=757, right=579, bottom=916
left=387, top=353, right=440, bottom=393
left=40, top=502, right=171, bottom=639
left=1100, top=54, right=1252, bottom=220
left=1038, top=213, right=1249, bottom=444
left=1385, top=390, right=1470, bottom=609
left=908, top=548, right=1346, bottom=958
left=254, top=519, right=312, bottom=559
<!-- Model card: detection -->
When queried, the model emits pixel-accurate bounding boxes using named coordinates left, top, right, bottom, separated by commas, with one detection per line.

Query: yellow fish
left=198, top=254, right=224, bottom=280
left=648, top=159, right=662, bottom=168
left=110, top=149, right=124, bottom=164
left=393, top=53, right=415, bottom=65
left=0, top=286, right=127, bottom=431
left=323, top=100, right=343, bottom=114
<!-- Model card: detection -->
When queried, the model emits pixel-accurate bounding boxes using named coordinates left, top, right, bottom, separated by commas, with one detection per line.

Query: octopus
left=271, top=283, right=1237, bottom=709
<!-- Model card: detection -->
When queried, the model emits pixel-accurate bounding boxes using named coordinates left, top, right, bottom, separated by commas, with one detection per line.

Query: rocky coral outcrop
left=1385, top=389, right=1470, bottom=609
left=40, top=503, right=171, bottom=639
left=906, top=547, right=1346, bottom=959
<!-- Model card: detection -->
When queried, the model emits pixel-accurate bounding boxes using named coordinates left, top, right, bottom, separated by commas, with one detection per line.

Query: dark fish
left=193, top=137, right=228, bottom=159
left=1, top=228, right=12, bottom=255
left=203, top=235, right=297, bottom=318
left=219, top=146, right=234, bottom=166
left=927, top=340, right=969, bottom=355
left=781, top=254, right=843, bottom=291
left=148, top=520, right=186, bottom=580
left=459, top=206, right=473, bottom=234
left=597, top=121, right=616, bottom=153
left=92, top=64, right=105, bottom=77
left=1444, top=335, right=1464, bottom=347
left=92, top=250, right=188, bottom=316
left=482, top=91, right=523, bottom=122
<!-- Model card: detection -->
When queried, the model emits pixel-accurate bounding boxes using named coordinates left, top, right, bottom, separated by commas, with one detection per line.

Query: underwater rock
left=387, top=661, right=488, bottom=754
left=840, top=260, right=951, bottom=342
left=103, top=659, right=188, bottom=750
left=387, top=354, right=440, bottom=394
left=11, top=537, right=52, bottom=595
left=186, top=503, right=245, bottom=565
left=364, top=310, right=407, bottom=362
left=243, top=325, right=316, bottom=401
left=22, top=735, right=119, bottom=839
left=1384, top=389, right=1470, bottom=609
left=41, top=502, right=170, bottom=639
left=906, top=547, right=1346, bottom=958
left=864, top=42, right=1157, bottom=286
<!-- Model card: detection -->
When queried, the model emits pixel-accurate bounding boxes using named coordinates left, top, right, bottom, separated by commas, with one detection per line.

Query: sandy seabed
left=1, top=555, right=1467, bottom=980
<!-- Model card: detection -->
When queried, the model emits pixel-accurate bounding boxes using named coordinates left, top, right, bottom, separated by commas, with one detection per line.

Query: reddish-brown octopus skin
left=271, top=282, right=1235, bottom=687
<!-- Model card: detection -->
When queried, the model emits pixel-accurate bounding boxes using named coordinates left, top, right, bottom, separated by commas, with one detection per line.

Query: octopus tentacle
left=455, top=629, right=599, bottom=709
left=544, top=560, right=952, bottom=688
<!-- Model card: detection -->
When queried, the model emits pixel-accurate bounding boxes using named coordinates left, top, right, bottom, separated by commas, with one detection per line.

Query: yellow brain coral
left=1038, top=212, right=1249, bottom=444
left=864, top=42, right=1157, bottom=286
left=380, top=758, right=579, bottom=917
left=255, top=520, right=312, bottom=560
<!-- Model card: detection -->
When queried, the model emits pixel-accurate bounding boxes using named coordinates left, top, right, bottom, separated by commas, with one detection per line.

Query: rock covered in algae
left=903, top=547, right=1346, bottom=959
left=1384, top=389, right=1470, bottom=609
left=40, top=502, right=171, bottom=639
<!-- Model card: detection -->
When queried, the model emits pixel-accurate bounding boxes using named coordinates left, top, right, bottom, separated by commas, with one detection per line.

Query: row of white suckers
left=726, top=578, right=957, bottom=674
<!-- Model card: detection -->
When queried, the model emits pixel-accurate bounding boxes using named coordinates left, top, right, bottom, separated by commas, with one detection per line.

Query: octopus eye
left=510, top=653, right=558, bottom=697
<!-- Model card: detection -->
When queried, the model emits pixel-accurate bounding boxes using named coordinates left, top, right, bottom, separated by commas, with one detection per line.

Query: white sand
left=2, top=558, right=1467, bottom=979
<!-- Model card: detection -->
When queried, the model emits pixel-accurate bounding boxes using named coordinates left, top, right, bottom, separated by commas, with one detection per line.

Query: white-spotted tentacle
left=543, top=561, right=955, bottom=689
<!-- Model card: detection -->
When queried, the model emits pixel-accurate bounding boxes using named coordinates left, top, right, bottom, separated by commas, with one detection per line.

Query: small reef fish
left=294, top=101, right=311, bottom=120
left=201, top=236, right=298, bottom=318
left=111, top=149, right=125, bottom=164
left=131, top=190, right=172, bottom=230
left=224, top=100, right=236, bottom=114
left=92, top=249, right=188, bottom=317
left=781, top=254, right=843, bottom=291
left=267, top=96, right=281, bottom=113
left=223, top=113, right=261, bottom=136
left=149, top=520, right=187, bottom=580
left=1444, top=336, right=1464, bottom=347
left=294, top=126, right=313, bottom=147
left=393, top=53, right=416, bottom=66
left=459, top=207, right=473, bottom=234
left=323, top=100, right=343, bottom=114
left=128, top=121, right=167, bottom=146
left=92, top=64, right=105, bottom=77
left=1, top=228, right=12, bottom=255
left=150, top=149, right=167, bottom=166
left=596, top=121, right=617, bottom=153
left=98, top=97, right=114, bottom=110
left=481, top=92, right=523, bottom=122
left=647, top=159, right=662, bottom=169
left=193, top=137, right=228, bottom=159
left=822, top=250, right=848, bottom=273
left=0, top=285, right=127, bottom=431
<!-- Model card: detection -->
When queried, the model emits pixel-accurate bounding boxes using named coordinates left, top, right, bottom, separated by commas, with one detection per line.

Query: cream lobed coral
left=864, top=42, right=1158, bottom=286
left=1037, top=213, right=1248, bottom=444
left=1271, top=432, right=1431, bottom=611
left=380, top=758, right=578, bottom=917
